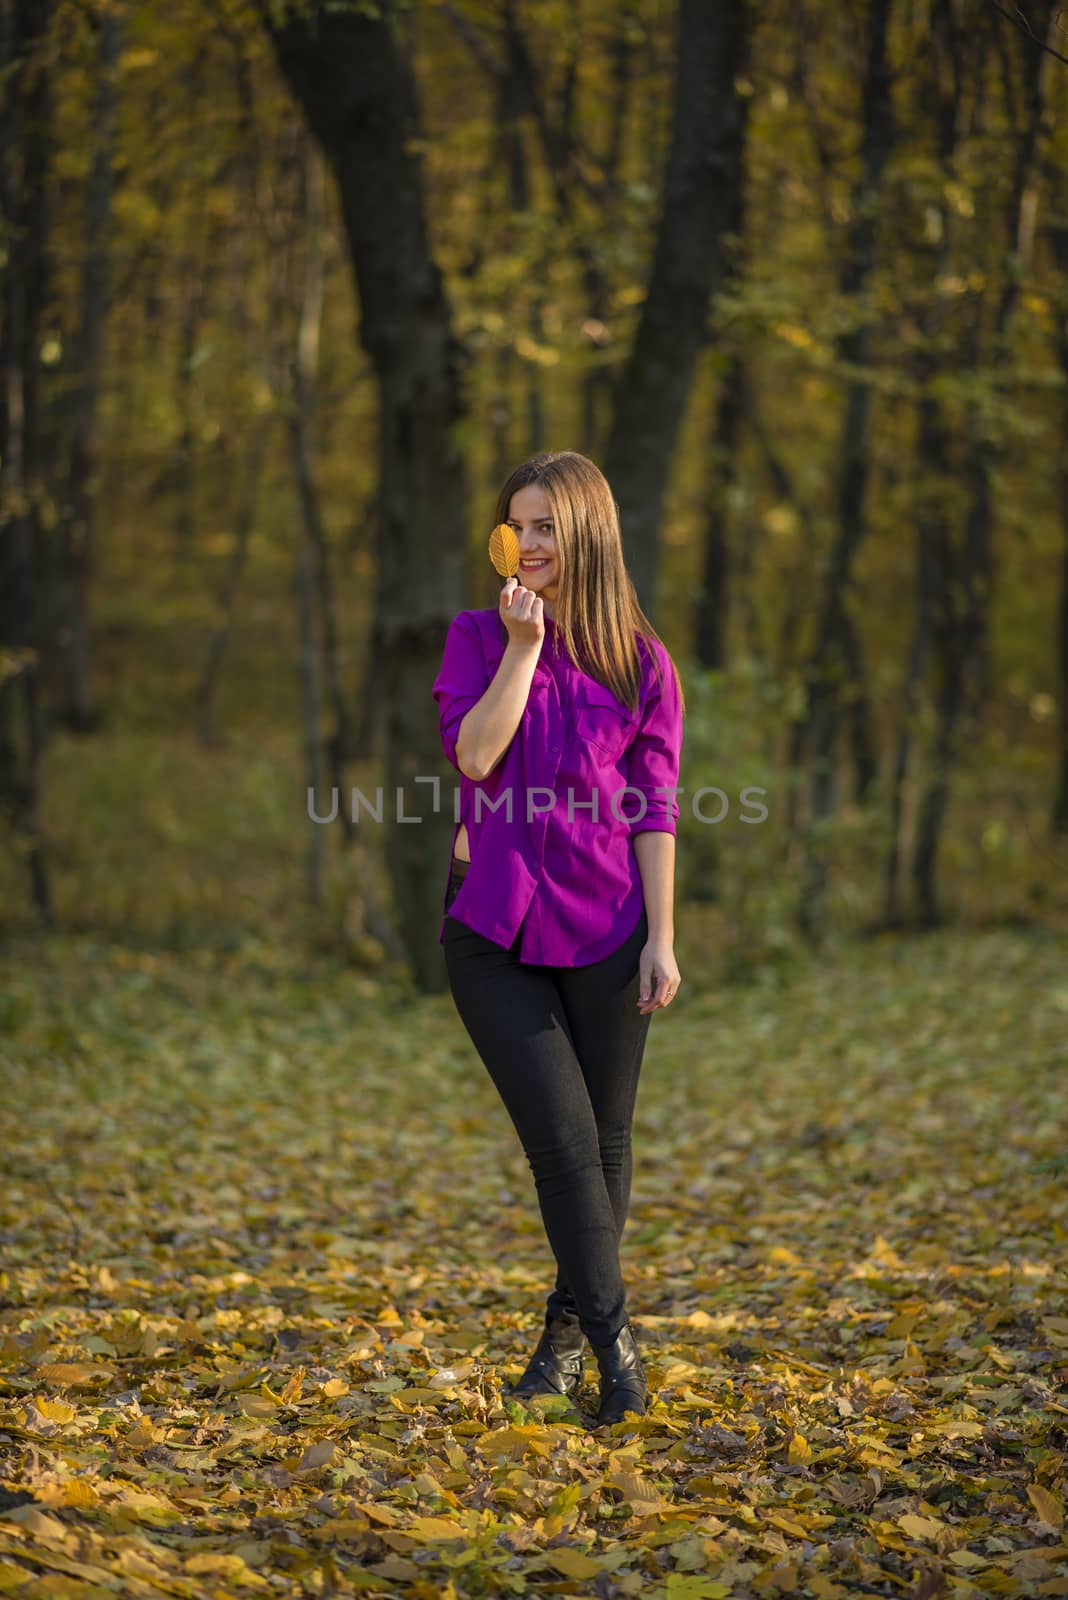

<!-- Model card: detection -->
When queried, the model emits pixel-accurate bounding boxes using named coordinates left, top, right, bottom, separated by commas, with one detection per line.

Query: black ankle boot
left=589, top=1317, right=647, bottom=1424
left=508, top=1314, right=586, bottom=1399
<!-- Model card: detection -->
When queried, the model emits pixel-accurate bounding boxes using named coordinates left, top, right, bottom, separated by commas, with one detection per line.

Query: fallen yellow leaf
left=545, top=1548, right=601, bottom=1578
left=1028, top=1484, right=1064, bottom=1529
left=608, top=1468, right=665, bottom=1512
left=36, top=1363, right=115, bottom=1387
left=787, top=1430, right=812, bottom=1463
left=898, top=1513, right=945, bottom=1540
left=407, top=1516, right=467, bottom=1540
left=32, top=1398, right=78, bottom=1424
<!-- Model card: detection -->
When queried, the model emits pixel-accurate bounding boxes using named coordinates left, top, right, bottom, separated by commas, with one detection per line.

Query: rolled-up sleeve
left=624, top=640, right=683, bottom=837
left=431, top=612, right=488, bottom=772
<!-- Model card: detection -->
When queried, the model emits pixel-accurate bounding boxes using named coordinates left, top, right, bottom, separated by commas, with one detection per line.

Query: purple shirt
left=431, top=608, right=683, bottom=965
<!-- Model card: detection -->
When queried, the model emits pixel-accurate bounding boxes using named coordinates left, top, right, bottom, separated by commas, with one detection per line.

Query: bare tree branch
left=985, top=0, right=1068, bottom=66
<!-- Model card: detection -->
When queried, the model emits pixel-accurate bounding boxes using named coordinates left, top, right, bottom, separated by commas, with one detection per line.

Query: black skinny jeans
left=442, top=855, right=651, bottom=1348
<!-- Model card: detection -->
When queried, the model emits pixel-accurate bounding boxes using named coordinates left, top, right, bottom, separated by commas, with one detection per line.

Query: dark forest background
left=3, top=0, right=1068, bottom=991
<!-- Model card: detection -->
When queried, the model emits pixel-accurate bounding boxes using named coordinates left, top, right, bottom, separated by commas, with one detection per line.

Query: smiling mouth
left=520, top=559, right=550, bottom=569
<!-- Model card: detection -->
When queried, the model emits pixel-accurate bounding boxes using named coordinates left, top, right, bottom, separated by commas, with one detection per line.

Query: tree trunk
left=195, top=26, right=271, bottom=749
left=694, top=117, right=750, bottom=677
left=259, top=0, right=470, bottom=992
left=288, top=136, right=357, bottom=863
left=747, top=399, right=817, bottom=844
left=884, top=0, right=964, bottom=928
left=797, top=0, right=893, bottom=946
left=957, top=0, right=1057, bottom=744
left=907, top=0, right=972, bottom=928
left=576, top=1, right=633, bottom=458
left=53, top=0, right=121, bottom=733
left=195, top=418, right=271, bottom=747
left=912, top=1, right=1056, bottom=921
left=0, top=0, right=54, bottom=930
left=694, top=349, right=747, bottom=673
left=913, top=500, right=970, bottom=928
left=1047, top=215, right=1068, bottom=834
left=295, top=531, right=325, bottom=913
left=601, top=0, right=751, bottom=619
left=884, top=367, right=940, bottom=927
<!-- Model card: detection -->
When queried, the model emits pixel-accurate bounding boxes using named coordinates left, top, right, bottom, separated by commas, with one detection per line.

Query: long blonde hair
left=491, top=450, right=686, bottom=718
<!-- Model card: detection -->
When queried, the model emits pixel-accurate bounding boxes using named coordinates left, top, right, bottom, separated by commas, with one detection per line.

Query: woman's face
left=507, top=483, right=559, bottom=600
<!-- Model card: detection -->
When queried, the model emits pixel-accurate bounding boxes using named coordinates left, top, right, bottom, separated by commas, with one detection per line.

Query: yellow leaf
left=110, top=1489, right=180, bottom=1525
left=928, top=1420, right=984, bottom=1438
left=36, top=1362, right=114, bottom=1387
left=885, top=1311, right=921, bottom=1338
left=787, top=1431, right=812, bottom=1464
left=3, top=1507, right=72, bottom=1545
left=1028, top=1485, right=1064, bottom=1529
left=125, top=1420, right=165, bottom=1448
left=354, top=1502, right=400, bottom=1525
left=37, top=1479, right=98, bottom=1512
left=765, top=1511, right=809, bottom=1538
left=184, top=1553, right=263, bottom=1582
left=407, top=1517, right=467, bottom=1540
left=429, top=1360, right=475, bottom=1385
left=374, top=1554, right=420, bottom=1580
left=33, top=1399, right=77, bottom=1424
left=316, top=1517, right=370, bottom=1539
left=545, top=1548, right=601, bottom=1578
left=608, top=1469, right=665, bottom=1512
left=947, top=1549, right=987, bottom=1568
left=898, top=1513, right=944, bottom=1540
left=281, top=1367, right=305, bottom=1404
left=870, top=1235, right=907, bottom=1267
left=480, top=1425, right=553, bottom=1459
left=488, top=523, right=519, bottom=578
left=238, top=1396, right=279, bottom=1418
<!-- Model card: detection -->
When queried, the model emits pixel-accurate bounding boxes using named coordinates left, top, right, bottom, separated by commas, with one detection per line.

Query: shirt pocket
left=575, top=678, right=638, bottom=764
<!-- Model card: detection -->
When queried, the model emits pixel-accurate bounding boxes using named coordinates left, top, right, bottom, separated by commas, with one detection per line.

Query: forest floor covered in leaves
left=1, top=922, right=1066, bottom=1598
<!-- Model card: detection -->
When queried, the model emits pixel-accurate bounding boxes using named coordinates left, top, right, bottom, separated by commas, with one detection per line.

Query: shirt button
left=550, top=742, right=561, bottom=755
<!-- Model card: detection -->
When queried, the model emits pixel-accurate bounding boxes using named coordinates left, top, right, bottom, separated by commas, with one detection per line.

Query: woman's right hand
left=499, top=576, right=545, bottom=651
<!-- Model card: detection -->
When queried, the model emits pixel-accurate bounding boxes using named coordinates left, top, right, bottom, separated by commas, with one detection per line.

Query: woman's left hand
left=637, top=937, right=682, bottom=1015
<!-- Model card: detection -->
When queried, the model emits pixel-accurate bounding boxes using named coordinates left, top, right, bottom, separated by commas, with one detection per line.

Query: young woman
left=431, top=450, right=685, bottom=1427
